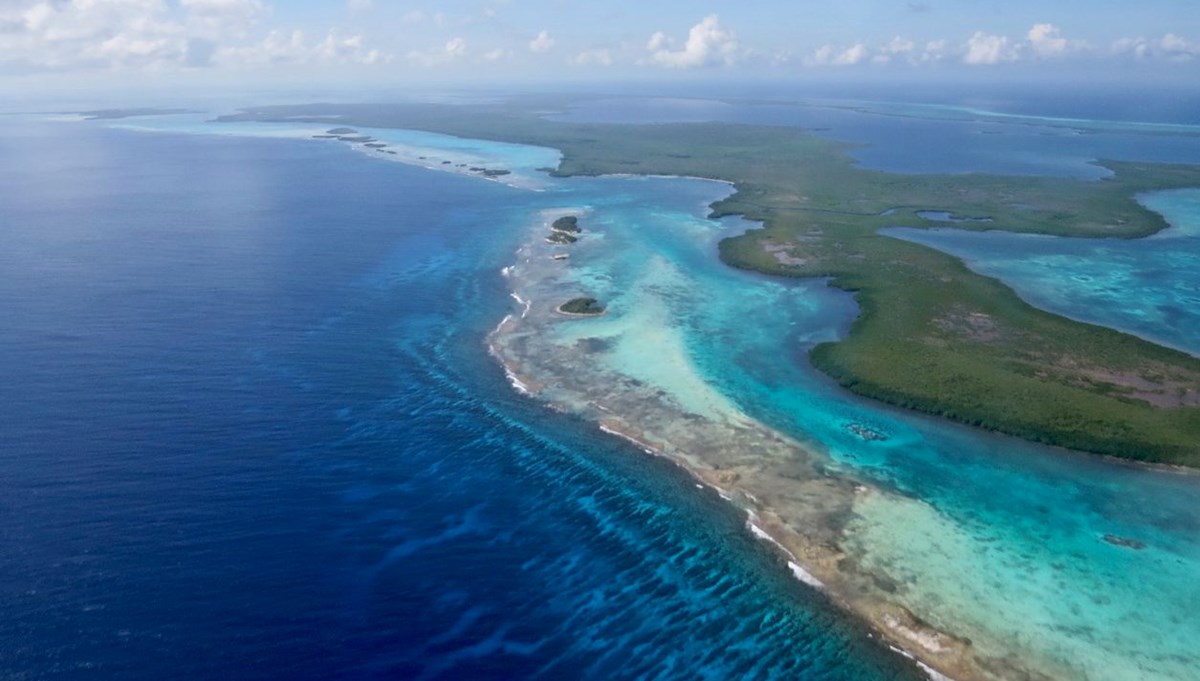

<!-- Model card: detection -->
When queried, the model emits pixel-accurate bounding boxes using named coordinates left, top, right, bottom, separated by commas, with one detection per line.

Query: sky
left=1, top=0, right=1198, bottom=95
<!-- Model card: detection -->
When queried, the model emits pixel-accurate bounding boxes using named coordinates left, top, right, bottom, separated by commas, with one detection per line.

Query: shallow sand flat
left=491, top=208, right=1200, bottom=681
left=492, top=221, right=1009, bottom=681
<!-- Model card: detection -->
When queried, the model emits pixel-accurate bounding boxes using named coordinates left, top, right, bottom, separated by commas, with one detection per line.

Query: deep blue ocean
left=0, top=120, right=919, bottom=679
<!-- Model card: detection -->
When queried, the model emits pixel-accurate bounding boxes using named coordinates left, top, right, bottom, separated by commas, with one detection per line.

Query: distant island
left=546, top=215, right=583, bottom=245
left=551, top=215, right=582, bottom=233
left=557, top=297, right=606, bottom=315
left=76, top=107, right=199, bottom=120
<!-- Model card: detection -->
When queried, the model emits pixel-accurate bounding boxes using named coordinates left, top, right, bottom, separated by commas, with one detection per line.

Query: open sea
left=2, top=88, right=1199, bottom=681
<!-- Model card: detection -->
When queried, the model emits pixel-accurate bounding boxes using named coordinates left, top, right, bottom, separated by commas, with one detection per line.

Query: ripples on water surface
left=0, top=120, right=919, bottom=680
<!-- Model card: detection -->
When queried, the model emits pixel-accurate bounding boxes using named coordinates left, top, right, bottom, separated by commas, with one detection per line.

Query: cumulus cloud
left=1114, top=33, right=1198, bottom=61
left=407, top=36, right=467, bottom=66
left=647, top=14, right=738, bottom=68
left=792, top=23, right=1192, bottom=71
left=572, top=48, right=611, bottom=66
left=1027, top=23, right=1071, bottom=57
left=1158, top=33, right=1197, bottom=60
left=0, top=0, right=392, bottom=72
left=963, top=31, right=1019, bottom=64
left=809, top=42, right=868, bottom=66
left=920, top=39, right=949, bottom=63
left=482, top=47, right=508, bottom=62
left=0, top=0, right=183, bottom=71
left=215, top=28, right=387, bottom=67
left=529, top=29, right=553, bottom=53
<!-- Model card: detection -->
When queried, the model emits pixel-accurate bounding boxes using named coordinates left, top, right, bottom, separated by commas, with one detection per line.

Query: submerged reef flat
left=491, top=221, right=1049, bottom=681
left=220, top=101, right=1200, bottom=466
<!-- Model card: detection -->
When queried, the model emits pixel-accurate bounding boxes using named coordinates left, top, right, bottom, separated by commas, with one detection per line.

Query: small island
left=551, top=215, right=582, bottom=234
left=546, top=231, right=578, bottom=245
left=326, top=127, right=358, bottom=135
left=557, top=297, right=606, bottom=316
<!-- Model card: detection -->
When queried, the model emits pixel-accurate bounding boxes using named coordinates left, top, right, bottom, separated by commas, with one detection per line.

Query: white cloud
left=482, top=47, right=508, bottom=62
left=963, top=31, right=1019, bottom=64
left=647, top=14, right=738, bottom=68
left=215, top=28, right=388, bottom=67
left=1112, top=33, right=1195, bottom=61
left=1027, top=23, right=1070, bottom=57
left=1112, top=36, right=1151, bottom=59
left=0, top=0, right=183, bottom=70
left=529, top=29, right=553, bottom=53
left=835, top=43, right=868, bottom=65
left=646, top=30, right=669, bottom=51
left=316, top=31, right=386, bottom=64
left=0, top=0, right=393, bottom=72
left=884, top=36, right=915, bottom=55
left=407, top=36, right=467, bottom=66
left=445, top=36, right=466, bottom=57
left=572, top=48, right=611, bottom=66
left=809, top=42, right=869, bottom=66
left=920, top=39, right=949, bottom=63
left=1159, top=33, right=1197, bottom=60
left=870, top=37, right=915, bottom=64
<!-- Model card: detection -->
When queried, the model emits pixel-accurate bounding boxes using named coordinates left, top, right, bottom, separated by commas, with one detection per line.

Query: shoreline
left=486, top=334, right=970, bottom=681
left=485, top=221, right=986, bottom=680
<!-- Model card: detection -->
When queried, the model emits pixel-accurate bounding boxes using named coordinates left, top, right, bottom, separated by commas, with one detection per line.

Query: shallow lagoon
left=885, top=188, right=1200, bottom=357
left=488, top=166, right=1200, bottom=681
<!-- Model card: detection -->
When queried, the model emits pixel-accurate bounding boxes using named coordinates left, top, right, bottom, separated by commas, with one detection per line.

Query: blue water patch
left=0, top=119, right=919, bottom=680
left=883, top=188, right=1200, bottom=356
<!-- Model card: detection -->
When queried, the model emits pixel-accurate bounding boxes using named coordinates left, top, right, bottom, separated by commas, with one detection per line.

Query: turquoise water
left=491, top=161, right=1200, bottom=681
left=884, top=189, right=1200, bottom=356
left=78, top=110, right=1200, bottom=681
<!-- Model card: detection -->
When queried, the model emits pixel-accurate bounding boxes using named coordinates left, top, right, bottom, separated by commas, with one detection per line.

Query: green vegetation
left=552, top=215, right=582, bottom=233
left=219, top=101, right=1200, bottom=466
left=546, top=231, right=578, bottom=245
left=559, top=297, right=606, bottom=315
